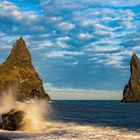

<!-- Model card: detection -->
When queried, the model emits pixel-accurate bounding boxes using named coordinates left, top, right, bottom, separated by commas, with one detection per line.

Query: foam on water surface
left=0, top=121, right=140, bottom=140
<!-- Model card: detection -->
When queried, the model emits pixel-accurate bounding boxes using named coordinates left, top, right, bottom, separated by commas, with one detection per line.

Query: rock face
left=122, top=53, right=140, bottom=102
left=0, top=37, right=50, bottom=130
left=0, top=37, right=50, bottom=101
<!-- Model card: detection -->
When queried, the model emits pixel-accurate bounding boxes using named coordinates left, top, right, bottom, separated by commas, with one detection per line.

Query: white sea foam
left=0, top=88, right=140, bottom=139
left=0, top=122, right=140, bottom=140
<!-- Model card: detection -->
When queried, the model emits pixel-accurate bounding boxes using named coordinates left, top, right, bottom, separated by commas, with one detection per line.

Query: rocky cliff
left=0, top=37, right=50, bottom=130
left=0, top=37, right=50, bottom=101
left=122, top=53, right=140, bottom=102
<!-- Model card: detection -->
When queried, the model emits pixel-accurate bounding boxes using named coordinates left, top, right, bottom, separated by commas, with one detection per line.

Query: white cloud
left=73, top=61, right=78, bottom=65
left=44, top=51, right=84, bottom=58
left=44, top=83, right=122, bottom=100
left=31, top=46, right=45, bottom=51
left=48, top=16, right=63, bottom=22
left=90, top=51, right=130, bottom=69
left=0, top=1, right=38, bottom=24
left=102, top=17, right=121, bottom=22
left=93, top=40, right=118, bottom=46
left=29, top=40, right=54, bottom=51
left=39, top=41, right=53, bottom=47
left=95, top=30, right=114, bottom=37
left=57, top=36, right=70, bottom=41
left=0, top=0, right=139, bottom=92
left=0, top=35, right=19, bottom=50
left=94, top=46, right=120, bottom=52
left=60, top=60, right=79, bottom=66
left=58, top=22, right=75, bottom=31
left=1, top=45, right=11, bottom=49
left=56, top=42, right=70, bottom=48
left=80, top=19, right=96, bottom=26
left=133, top=45, right=140, bottom=51
left=79, top=33, right=93, bottom=39
left=85, top=40, right=121, bottom=52
left=94, top=23, right=114, bottom=31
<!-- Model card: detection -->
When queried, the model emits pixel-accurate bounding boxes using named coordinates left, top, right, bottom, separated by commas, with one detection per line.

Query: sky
left=0, top=0, right=140, bottom=100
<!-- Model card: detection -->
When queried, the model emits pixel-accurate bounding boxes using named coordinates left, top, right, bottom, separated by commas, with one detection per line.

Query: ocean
left=0, top=100, right=140, bottom=140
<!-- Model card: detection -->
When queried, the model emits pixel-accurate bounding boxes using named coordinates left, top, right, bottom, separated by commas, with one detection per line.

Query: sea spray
left=16, top=98, right=51, bottom=131
left=0, top=87, right=17, bottom=115
left=0, top=87, right=51, bottom=131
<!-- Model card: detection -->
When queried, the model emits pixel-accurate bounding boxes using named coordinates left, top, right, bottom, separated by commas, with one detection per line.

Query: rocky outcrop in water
left=0, top=37, right=50, bottom=130
left=122, top=53, right=140, bottom=102
left=0, top=37, right=50, bottom=101
left=0, top=110, right=24, bottom=130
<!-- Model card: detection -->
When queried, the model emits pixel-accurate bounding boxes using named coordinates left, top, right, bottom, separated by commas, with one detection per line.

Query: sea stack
left=0, top=37, right=50, bottom=101
left=0, top=37, right=50, bottom=130
left=122, top=53, right=140, bottom=102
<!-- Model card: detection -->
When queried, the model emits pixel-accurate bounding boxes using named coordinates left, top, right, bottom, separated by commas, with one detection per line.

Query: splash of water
left=0, top=87, right=51, bottom=131
left=0, top=87, right=16, bottom=115
left=16, top=98, right=51, bottom=131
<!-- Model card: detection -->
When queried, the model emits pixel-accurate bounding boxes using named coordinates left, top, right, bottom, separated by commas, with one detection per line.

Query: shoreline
left=0, top=122, right=140, bottom=140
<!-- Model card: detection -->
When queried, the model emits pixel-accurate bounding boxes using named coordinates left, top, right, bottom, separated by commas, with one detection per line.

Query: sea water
left=0, top=100, right=140, bottom=140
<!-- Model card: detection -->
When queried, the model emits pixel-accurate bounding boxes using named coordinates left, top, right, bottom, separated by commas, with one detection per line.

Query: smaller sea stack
left=122, top=53, right=140, bottom=102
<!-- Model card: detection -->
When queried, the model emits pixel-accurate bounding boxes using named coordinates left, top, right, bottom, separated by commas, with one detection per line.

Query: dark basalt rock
left=0, top=109, right=24, bottom=131
left=122, top=53, right=140, bottom=102
left=0, top=37, right=50, bottom=130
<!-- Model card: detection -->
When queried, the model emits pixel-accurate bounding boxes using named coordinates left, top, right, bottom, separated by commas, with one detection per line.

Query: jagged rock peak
left=14, top=36, right=26, bottom=47
left=20, top=36, right=23, bottom=40
left=122, top=53, right=140, bottom=102
left=4, top=37, right=31, bottom=66
left=0, top=37, right=50, bottom=130
left=130, top=53, right=139, bottom=68
left=0, top=37, right=50, bottom=101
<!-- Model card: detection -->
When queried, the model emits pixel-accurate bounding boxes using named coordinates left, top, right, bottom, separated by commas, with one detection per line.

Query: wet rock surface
left=122, top=53, right=140, bottom=102
left=0, top=110, right=24, bottom=131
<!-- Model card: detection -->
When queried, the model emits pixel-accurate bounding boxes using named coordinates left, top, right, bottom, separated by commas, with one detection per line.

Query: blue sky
left=0, top=0, right=140, bottom=99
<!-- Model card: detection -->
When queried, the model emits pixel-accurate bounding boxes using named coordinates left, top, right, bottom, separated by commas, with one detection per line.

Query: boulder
left=0, top=109, right=24, bottom=131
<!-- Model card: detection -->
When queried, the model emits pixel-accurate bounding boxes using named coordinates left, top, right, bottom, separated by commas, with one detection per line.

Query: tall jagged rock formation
left=0, top=37, right=50, bottom=101
left=0, top=37, right=50, bottom=130
left=122, top=53, right=140, bottom=102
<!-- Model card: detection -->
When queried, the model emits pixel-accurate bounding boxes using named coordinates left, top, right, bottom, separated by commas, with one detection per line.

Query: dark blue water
left=50, top=100, right=140, bottom=129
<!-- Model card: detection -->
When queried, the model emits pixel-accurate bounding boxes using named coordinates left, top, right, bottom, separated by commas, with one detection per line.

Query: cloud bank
left=0, top=0, right=139, bottom=98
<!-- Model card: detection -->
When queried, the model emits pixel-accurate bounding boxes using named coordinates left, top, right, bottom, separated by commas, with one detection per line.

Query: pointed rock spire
left=130, top=53, right=139, bottom=68
left=4, top=37, right=31, bottom=66
left=0, top=37, right=50, bottom=101
left=122, top=53, right=140, bottom=102
left=20, top=36, right=23, bottom=40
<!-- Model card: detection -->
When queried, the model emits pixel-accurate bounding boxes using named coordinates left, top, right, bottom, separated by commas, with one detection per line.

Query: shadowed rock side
left=0, top=37, right=50, bottom=130
left=0, top=37, right=50, bottom=101
left=122, top=53, right=140, bottom=102
left=0, top=109, right=24, bottom=131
